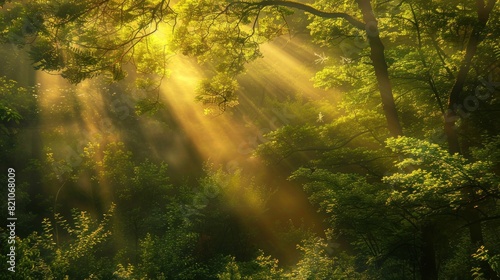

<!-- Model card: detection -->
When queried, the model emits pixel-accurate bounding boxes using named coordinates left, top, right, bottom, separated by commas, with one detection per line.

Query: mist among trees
left=1, top=0, right=499, bottom=279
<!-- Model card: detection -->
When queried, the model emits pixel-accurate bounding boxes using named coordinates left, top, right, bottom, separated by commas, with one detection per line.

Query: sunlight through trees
left=1, top=0, right=499, bottom=279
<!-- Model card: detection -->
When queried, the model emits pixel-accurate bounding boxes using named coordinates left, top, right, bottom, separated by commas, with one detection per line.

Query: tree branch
left=444, top=0, right=497, bottom=154
left=276, top=130, right=373, bottom=163
left=251, top=0, right=365, bottom=30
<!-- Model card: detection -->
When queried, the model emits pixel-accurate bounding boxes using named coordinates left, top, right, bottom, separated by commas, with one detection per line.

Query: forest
left=0, top=0, right=499, bottom=279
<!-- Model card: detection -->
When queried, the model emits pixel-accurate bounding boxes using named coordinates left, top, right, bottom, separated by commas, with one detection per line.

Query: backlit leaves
left=195, top=73, right=239, bottom=112
left=384, top=137, right=499, bottom=211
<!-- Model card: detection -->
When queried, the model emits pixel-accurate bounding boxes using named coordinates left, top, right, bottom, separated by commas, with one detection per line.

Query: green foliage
left=99, top=142, right=134, bottom=186
left=471, top=135, right=500, bottom=168
left=216, top=237, right=366, bottom=280
left=290, top=168, right=414, bottom=278
left=1, top=234, right=53, bottom=279
left=0, top=181, right=35, bottom=236
left=382, top=136, right=500, bottom=278
left=174, top=0, right=268, bottom=74
left=135, top=98, right=164, bottom=116
left=7, top=204, right=115, bottom=279
left=195, top=73, right=240, bottom=112
left=112, top=208, right=219, bottom=279
left=288, top=237, right=339, bottom=279
left=29, top=37, right=64, bottom=72
left=0, top=76, right=38, bottom=165
left=384, top=136, right=500, bottom=214
left=82, top=141, right=175, bottom=246
left=472, top=246, right=500, bottom=279
left=216, top=252, right=283, bottom=280
left=1, top=0, right=174, bottom=84
left=438, top=231, right=474, bottom=279
left=255, top=91, right=393, bottom=176
left=135, top=231, right=208, bottom=279
left=113, top=263, right=136, bottom=279
left=0, top=76, right=37, bottom=135
left=218, top=257, right=243, bottom=280
left=0, top=102, right=22, bottom=124
left=182, top=166, right=272, bottom=262
left=1, top=0, right=499, bottom=279
left=272, top=219, right=315, bottom=256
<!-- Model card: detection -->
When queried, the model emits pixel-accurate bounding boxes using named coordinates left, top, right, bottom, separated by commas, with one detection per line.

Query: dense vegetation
left=1, top=0, right=499, bottom=279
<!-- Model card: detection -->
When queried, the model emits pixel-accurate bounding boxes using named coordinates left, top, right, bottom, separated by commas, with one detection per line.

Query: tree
left=1, top=0, right=403, bottom=135
left=443, top=0, right=497, bottom=154
left=384, top=136, right=500, bottom=279
left=1, top=204, right=115, bottom=279
left=2, top=0, right=499, bottom=278
left=1, top=0, right=174, bottom=87
left=0, top=76, right=38, bottom=159
left=174, top=0, right=403, bottom=135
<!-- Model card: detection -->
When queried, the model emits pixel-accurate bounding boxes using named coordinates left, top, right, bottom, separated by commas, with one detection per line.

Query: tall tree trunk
left=356, top=2, right=436, bottom=278
left=445, top=0, right=496, bottom=154
left=420, top=224, right=438, bottom=280
left=356, top=0, right=403, bottom=138
left=444, top=1, right=498, bottom=279
left=255, top=1, right=401, bottom=137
